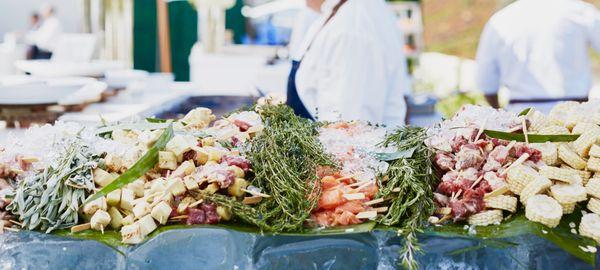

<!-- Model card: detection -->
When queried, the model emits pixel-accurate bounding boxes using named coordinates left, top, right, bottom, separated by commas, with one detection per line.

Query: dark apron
left=286, top=60, right=314, bottom=120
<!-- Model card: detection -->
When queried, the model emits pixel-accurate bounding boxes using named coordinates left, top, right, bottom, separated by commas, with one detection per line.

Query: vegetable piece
left=525, top=194, right=562, bottom=228
left=122, top=215, right=135, bottom=226
left=151, top=201, right=172, bottom=225
left=158, top=151, right=177, bottom=170
left=166, top=135, right=197, bottom=162
left=537, top=125, right=570, bottom=135
left=183, top=175, right=199, bottom=191
left=83, top=197, right=107, bottom=216
left=128, top=179, right=145, bottom=197
left=166, top=178, right=187, bottom=196
left=572, top=128, right=600, bottom=157
left=588, top=157, right=600, bottom=172
left=484, top=195, right=517, bottom=212
left=201, top=137, right=216, bottom=147
left=586, top=178, right=600, bottom=198
left=194, top=147, right=209, bottom=165
left=561, top=202, right=576, bottom=214
left=227, top=178, right=248, bottom=197
left=520, top=176, right=552, bottom=204
left=580, top=213, right=600, bottom=244
left=558, top=143, right=587, bottom=170
left=120, top=188, right=135, bottom=211
left=484, top=130, right=579, bottom=143
left=467, top=210, right=503, bottom=226
left=204, top=183, right=220, bottom=194
left=539, top=166, right=577, bottom=184
left=132, top=201, right=151, bottom=219
left=108, top=207, right=124, bottom=229
left=550, top=183, right=587, bottom=204
left=177, top=197, right=196, bottom=214
left=228, top=165, right=245, bottom=178
left=106, top=189, right=121, bottom=206
left=180, top=107, right=215, bottom=128
left=506, top=165, right=539, bottom=195
left=588, top=198, right=600, bottom=215
left=121, top=223, right=144, bottom=244
left=94, top=168, right=116, bottom=187
left=137, top=215, right=157, bottom=236
left=206, top=148, right=224, bottom=162
left=560, top=165, right=590, bottom=185
left=572, top=123, right=600, bottom=135
left=172, top=161, right=196, bottom=178
left=530, top=143, right=558, bottom=165
left=90, top=210, right=111, bottom=231
left=589, top=145, right=600, bottom=158
left=216, top=206, right=232, bottom=221
left=84, top=124, right=174, bottom=205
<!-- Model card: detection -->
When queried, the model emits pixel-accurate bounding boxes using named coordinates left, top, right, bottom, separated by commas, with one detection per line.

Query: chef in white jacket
left=286, top=0, right=410, bottom=126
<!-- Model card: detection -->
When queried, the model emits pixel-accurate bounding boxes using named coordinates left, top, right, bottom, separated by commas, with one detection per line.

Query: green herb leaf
left=518, top=108, right=532, bottom=116
left=373, top=147, right=417, bottom=161
left=484, top=130, right=579, bottom=143
left=145, top=117, right=169, bottom=123
left=84, top=124, right=174, bottom=205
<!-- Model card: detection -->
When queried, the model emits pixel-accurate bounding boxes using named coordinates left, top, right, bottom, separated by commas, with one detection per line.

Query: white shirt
left=295, top=0, right=409, bottom=126
left=26, top=16, right=62, bottom=52
left=476, top=0, right=600, bottom=100
left=288, top=8, right=320, bottom=60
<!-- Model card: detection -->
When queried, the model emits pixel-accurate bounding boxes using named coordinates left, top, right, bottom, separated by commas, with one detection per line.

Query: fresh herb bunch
left=7, top=140, right=99, bottom=233
left=246, top=105, right=336, bottom=232
left=376, top=126, right=438, bottom=270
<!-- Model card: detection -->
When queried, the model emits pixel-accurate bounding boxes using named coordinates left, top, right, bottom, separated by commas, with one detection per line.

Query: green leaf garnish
left=84, top=124, right=174, bottom=205
left=96, top=122, right=172, bottom=136
left=373, top=146, right=417, bottom=161
left=484, top=130, right=579, bottom=143
left=518, top=108, right=532, bottom=116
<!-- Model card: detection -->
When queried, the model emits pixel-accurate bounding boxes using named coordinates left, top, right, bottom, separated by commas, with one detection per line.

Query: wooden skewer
left=71, top=223, right=91, bottom=233
left=355, top=181, right=373, bottom=192
left=4, top=227, right=20, bottom=232
left=473, top=117, right=488, bottom=142
left=469, top=175, right=485, bottom=189
left=437, top=214, right=452, bottom=224
left=374, top=207, right=388, bottom=213
left=169, top=215, right=189, bottom=220
left=391, top=187, right=401, bottom=192
left=522, top=118, right=529, bottom=144
left=500, top=153, right=530, bottom=176
left=242, top=196, right=262, bottom=205
left=241, top=188, right=271, bottom=198
left=188, top=199, right=204, bottom=208
left=348, top=180, right=369, bottom=188
left=9, top=220, right=23, bottom=227
left=364, top=198, right=384, bottom=206
left=336, top=173, right=361, bottom=182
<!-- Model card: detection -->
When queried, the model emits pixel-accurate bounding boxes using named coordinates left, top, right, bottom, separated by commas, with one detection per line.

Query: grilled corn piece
left=572, top=122, right=600, bottom=135
left=589, top=144, right=600, bottom=158
left=539, top=166, right=577, bottom=184
left=550, top=183, right=587, bottom=204
left=588, top=198, right=600, bottom=215
left=588, top=157, right=600, bottom=172
left=531, top=143, right=558, bottom=166
left=467, top=210, right=503, bottom=226
left=507, top=165, right=539, bottom=195
left=559, top=165, right=590, bottom=185
left=538, top=125, right=570, bottom=135
left=520, top=176, right=552, bottom=204
left=558, top=143, right=587, bottom=170
left=572, top=128, right=600, bottom=157
left=586, top=178, right=600, bottom=198
left=525, top=195, right=563, bottom=228
left=579, top=213, right=600, bottom=244
left=561, top=202, right=576, bottom=214
left=485, top=195, right=517, bottom=212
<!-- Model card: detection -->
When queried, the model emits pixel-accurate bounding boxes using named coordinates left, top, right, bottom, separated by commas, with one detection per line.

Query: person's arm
left=476, top=23, right=501, bottom=108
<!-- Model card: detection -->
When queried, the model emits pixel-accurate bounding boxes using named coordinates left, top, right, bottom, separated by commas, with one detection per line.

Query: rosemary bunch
left=377, top=126, right=438, bottom=269
left=246, top=105, right=336, bottom=232
left=7, top=141, right=99, bottom=233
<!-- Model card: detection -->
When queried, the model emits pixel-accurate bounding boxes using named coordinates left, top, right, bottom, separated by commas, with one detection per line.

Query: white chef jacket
left=288, top=8, right=320, bottom=60
left=26, top=16, right=62, bottom=52
left=476, top=0, right=600, bottom=100
left=294, top=0, right=409, bottom=126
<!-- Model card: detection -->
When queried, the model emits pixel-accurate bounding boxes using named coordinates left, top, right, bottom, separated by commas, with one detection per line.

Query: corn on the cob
left=530, top=143, right=558, bottom=166
left=520, top=176, right=552, bottom=204
left=589, top=144, right=600, bottom=158
left=586, top=178, right=600, bottom=198
left=559, top=165, right=590, bottom=185
left=564, top=112, right=586, bottom=130
left=539, top=166, right=578, bottom=184
left=572, top=128, right=600, bottom=157
left=537, top=125, right=570, bottom=135
left=588, top=198, right=600, bottom=215
left=525, top=195, right=563, bottom=228
left=528, top=110, right=551, bottom=132
left=558, top=143, right=587, bottom=170
left=507, top=165, right=539, bottom=195
left=485, top=195, right=517, bottom=212
left=550, top=183, right=587, bottom=204
left=579, top=213, right=600, bottom=244
left=467, top=210, right=503, bottom=226
left=572, top=122, right=600, bottom=135
left=588, top=157, right=600, bottom=173
left=561, top=202, right=576, bottom=214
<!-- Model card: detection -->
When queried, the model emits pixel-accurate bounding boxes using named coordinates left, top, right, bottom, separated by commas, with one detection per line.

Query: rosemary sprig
left=7, top=140, right=99, bottom=233
left=245, top=105, right=336, bottom=232
left=377, top=126, right=438, bottom=270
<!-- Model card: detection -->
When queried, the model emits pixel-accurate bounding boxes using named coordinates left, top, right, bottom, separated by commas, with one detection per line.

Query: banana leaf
left=484, top=130, right=580, bottom=143
left=373, top=147, right=417, bottom=161
left=518, top=108, right=532, bottom=116
left=84, top=124, right=174, bottom=204
left=426, top=211, right=597, bottom=266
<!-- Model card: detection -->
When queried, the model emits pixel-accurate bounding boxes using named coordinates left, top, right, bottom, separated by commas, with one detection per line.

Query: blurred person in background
left=476, top=0, right=600, bottom=109
left=24, top=13, right=41, bottom=59
left=26, top=5, right=62, bottom=59
left=286, top=0, right=409, bottom=126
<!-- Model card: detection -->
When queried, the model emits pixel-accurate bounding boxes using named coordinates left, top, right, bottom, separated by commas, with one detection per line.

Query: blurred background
left=0, top=0, right=598, bottom=130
